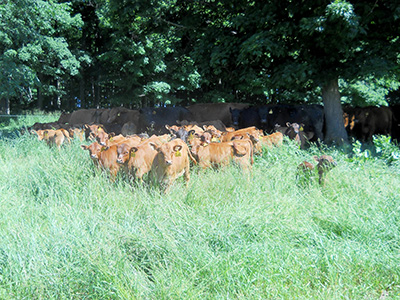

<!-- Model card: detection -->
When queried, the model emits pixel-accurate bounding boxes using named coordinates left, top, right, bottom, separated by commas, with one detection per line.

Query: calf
left=283, top=123, right=313, bottom=149
left=81, top=142, right=120, bottom=179
left=297, top=155, right=337, bottom=186
left=260, top=132, right=284, bottom=149
left=149, top=139, right=197, bottom=192
left=69, top=127, right=85, bottom=141
left=32, top=128, right=70, bottom=148
left=116, top=136, right=164, bottom=181
left=314, top=155, right=337, bottom=185
left=190, top=139, right=253, bottom=170
left=220, top=126, right=262, bottom=143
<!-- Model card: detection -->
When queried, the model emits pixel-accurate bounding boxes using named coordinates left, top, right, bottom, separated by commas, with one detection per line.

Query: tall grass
left=0, top=121, right=399, bottom=299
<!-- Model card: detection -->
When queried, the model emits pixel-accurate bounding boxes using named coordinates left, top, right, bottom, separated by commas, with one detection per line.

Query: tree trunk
left=0, top=97, right=10, bottom=114
left=80, top=76, right=86, bottom=109
left=37, top=74, right=43, bottom=110
left=322, top=78, right=348, bottom=145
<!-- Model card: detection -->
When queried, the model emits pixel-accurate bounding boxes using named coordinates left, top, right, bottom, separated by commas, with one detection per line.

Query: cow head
left=150, top=142, right=182, bottom=166
left=313, top=155, right=337, bottom=185
left=117, top=143, right=132, bottom=164
left=229, top=108, right=241, bottom=127
left=96, top=129, right=110, bottom=146
left=81, top=142, right=105, bottom=160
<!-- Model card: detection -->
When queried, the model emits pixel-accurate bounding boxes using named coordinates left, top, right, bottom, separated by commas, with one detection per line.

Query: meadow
left=0, top=114, right=400, bottom=299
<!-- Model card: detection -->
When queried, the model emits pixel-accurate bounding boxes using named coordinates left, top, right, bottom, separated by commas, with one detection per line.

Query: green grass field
left=0, top=114, right=399, bottom=299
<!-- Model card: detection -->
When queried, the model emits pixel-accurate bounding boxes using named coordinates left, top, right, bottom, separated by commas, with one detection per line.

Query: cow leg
left=184, top=163, right=190, bottom=187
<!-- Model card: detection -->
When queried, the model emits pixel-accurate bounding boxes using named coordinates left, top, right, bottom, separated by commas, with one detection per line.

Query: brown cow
left=220, top=126, right=262, bottom=143
left=32, top=128, right=70, bottom=148
left=149, top=139, right=197, bottom=192
left=69, top=127, right=85, bottom=141
left=116, top=136, right=164, bottom=181
left=314, top=155, right=337, bottom=186
left=190, top=138, right=253, bottom=170
left=297, top=155, right=337, bottom=186
left=260, top=132, right=284, bottom=149
left=81, top=142, right=120, bottom=179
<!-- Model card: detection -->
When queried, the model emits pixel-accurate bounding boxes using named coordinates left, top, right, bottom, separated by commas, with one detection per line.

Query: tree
left=0, top=0, right=83, bottom=113
left=164, top=0, right=400, bottom=144
left=92, top=0, right=201, bottom=107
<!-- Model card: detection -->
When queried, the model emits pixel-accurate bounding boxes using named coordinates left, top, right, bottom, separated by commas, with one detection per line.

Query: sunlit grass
left=0, top=120, right=399, bottom=299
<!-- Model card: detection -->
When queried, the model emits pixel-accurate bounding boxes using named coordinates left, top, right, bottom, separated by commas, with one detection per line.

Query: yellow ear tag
left=211, top=137, right=218, bottom=142
left=152, top=111, right=157, bottom=115
left=269, top=110, right=273, bottom=114
left=117, top=113, right=121, bottom=117
left=109, top=137, right=114, bottom=141
left=130, top=151, right=136, bottom=158
left=175, top=150, right=181, bottom=157
left=300, top=126, right=304, bottom=131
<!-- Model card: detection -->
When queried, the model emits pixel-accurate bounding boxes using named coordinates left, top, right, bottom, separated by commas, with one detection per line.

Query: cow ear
left=286, top=122, right=291, bottom=127
left=149, top=142, right=158, bottom=151
left=130, top=147, right=138, bottom=158
left=313, top=155, right=320, bottom=162
left=109, top=132, right=115, bottom=137
left=81, top=145, right=88, bottom=150
left=165, top=125, right=170, bottom=130
left=231, top=135, right=243, bottom=141
left=173, top=145, right=182, bottom=152
left=100, top=146, right=108, bottom=152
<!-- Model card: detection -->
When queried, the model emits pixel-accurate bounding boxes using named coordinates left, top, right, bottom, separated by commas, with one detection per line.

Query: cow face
left=157, top=144, right=183, bottom=166
left=81, top=142, right=104, bottom=160
left=230, top=108, right=241, bottom=127
left=96, top=129, right=109, bottom=146
left=117, top=143, right=132, bottom=164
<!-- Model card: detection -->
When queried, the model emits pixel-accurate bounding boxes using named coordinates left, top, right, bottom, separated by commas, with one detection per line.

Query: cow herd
left=27, top=103, right=346, bottom=191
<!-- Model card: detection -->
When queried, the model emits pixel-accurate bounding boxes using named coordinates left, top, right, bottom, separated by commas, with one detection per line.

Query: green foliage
left=0, top=0, right=83, bottom=110
left=0, top=0, right=399, bottom=110
left=348, top=135, right=400, bottom=165
left=340, top=76, right=400, bottom=106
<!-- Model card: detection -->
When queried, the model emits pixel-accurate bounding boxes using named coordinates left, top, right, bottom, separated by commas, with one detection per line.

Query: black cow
left=348, top=106, right=393, bottom=142
left=230, top=106, right=261, bottom=129
left=187, top=103, right=249, bottom=127
left=139, top=106, right=194, bottom=134
left=390, top=105, right=400, bottom=142
left=257, top=104, right=324, bottom=142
